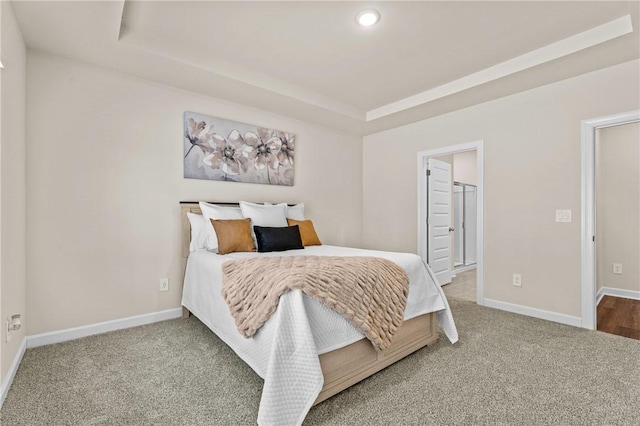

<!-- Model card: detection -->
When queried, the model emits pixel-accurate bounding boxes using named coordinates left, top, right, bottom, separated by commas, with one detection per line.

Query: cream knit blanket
left=222, top=256, right=409, bottom=351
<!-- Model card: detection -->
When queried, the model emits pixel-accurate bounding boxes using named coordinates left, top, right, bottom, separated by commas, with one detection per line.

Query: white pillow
left=186, top=212, right=209, bottom=252
left=198, top=202, right=244, bottom=251
left=263, top=202, right=305, bottom=220
left=286, top=203, right=305, bottom=220
left=239, top=201, right=288, bottom=227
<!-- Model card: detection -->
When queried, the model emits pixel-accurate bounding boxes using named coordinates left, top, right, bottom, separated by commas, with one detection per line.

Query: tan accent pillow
left=211, top=218, right=256, bottom=254
left=286, top=218, right=322, bottom=246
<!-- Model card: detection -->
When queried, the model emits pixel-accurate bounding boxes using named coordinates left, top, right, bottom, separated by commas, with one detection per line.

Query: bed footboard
left=314, top=311, right=437, bottom=404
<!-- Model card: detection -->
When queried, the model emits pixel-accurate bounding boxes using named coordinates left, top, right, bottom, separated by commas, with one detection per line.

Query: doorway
left=594, top=121, right=640, bottom=339
left=417, top=140, right=484, bottom=305
left=581, top=110, right=640, bottom=330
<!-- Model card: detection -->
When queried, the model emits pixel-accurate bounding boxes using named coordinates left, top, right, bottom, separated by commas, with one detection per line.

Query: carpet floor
left=2, top=298, right=639, bottom=425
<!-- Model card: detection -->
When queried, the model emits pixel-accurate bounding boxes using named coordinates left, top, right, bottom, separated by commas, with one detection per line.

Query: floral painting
left=184, top=112, right=295, bottom=186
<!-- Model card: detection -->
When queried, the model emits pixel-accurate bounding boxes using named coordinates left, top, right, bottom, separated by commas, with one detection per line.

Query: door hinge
left=592, top=235, right=595, bottom=242
left=426, top=169, right=431, bottom=176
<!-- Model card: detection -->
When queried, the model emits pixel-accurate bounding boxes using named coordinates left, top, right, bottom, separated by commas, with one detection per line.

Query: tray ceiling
left=12, top=1, right=640, bottom=135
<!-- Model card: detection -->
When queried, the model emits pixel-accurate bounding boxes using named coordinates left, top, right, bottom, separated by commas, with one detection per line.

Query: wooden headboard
left=180, top=202, right=201, bottom=260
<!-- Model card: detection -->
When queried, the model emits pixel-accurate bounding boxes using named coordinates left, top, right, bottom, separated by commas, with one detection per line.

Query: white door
left=427, top=158, right=452, bottom=285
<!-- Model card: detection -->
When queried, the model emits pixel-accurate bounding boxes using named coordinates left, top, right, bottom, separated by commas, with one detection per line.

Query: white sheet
left=181, top=245, right=458, bottom=426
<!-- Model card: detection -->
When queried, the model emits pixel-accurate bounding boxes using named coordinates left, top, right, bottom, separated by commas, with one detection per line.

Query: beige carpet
left=2, top=298, right=639, bottom=425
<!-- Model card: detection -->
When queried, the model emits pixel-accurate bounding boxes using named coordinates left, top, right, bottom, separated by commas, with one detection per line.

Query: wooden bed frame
left=179, top=202, right=438, bottom=405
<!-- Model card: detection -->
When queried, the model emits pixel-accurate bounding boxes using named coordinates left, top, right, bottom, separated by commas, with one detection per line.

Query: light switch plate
left=555, top=209, right=572, bottom=223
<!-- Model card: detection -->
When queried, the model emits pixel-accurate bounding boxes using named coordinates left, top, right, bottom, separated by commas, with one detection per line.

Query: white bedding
left=181, top=245, right=458, bottom=426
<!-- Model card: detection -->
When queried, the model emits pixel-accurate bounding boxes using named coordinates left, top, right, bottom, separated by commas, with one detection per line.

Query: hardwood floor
left=597, top=296, right=640, bottom=341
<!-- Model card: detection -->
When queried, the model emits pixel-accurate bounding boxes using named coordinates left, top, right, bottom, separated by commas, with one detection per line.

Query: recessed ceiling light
left=356, top=9, right=380, bottom=27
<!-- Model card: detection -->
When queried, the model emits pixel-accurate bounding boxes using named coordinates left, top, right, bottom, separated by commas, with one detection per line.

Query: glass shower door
left=464, top=185, right=477, bottom=266
left=453, top=182, right=477, bottom=268
left=454, top=185, right=464, bottom=267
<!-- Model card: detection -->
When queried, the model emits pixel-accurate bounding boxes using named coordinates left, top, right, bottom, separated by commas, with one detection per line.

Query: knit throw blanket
left=222, top=256, right=409, bottom=351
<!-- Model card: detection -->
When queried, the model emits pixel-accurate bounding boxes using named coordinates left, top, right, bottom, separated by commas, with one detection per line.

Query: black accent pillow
left=254, top=225, right=304, bottom=253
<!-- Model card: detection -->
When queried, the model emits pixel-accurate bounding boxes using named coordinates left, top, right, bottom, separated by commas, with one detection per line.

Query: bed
left=179, top=202, right=458, bottom=426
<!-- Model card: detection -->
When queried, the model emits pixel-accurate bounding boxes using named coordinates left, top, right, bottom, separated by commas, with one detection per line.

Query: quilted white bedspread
left=181, top=245, right=458, bottom=426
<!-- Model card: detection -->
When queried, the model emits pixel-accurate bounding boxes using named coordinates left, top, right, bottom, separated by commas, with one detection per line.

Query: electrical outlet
left=159, top=278, right=169, bottom=292
left=555, top=209, right=572, bottom=223
left=613, top=263, right=623, bottom=275
left=512, top=273, right=522, bottom=287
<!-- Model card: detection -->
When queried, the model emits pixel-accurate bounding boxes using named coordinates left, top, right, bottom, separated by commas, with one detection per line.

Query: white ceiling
left=11, top=1, right=640, bottom=135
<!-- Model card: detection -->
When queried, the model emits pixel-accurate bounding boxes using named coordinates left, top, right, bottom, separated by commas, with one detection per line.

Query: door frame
left=580, top=110, right=639, bottom=330
left=417, top=140, right=485, bottom=305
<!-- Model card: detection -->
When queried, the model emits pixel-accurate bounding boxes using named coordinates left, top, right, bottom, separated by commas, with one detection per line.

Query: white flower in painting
left=275, top=132, right=294, bottom=167
left=202, top=131, right=250, bottom=175
left=184, top=118, right=215, bottom=158
left=245, top=128, right=281, bottom=170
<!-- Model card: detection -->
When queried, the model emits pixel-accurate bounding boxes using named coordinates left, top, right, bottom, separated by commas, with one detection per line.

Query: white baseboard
left=1, top=337, right=26, bottom=409
left=597, top=287, right=640, bottom=305
left=26, top=308, right=182, bottom=349
left=483, top=298, right=582, bottom=328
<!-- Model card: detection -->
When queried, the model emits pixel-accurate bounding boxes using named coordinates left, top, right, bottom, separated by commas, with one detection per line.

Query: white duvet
left=181, top=245, right=458, bottom=426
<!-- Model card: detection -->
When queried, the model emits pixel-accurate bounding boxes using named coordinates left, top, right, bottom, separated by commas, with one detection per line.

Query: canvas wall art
left=184, top=111, right=295, bottom=186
